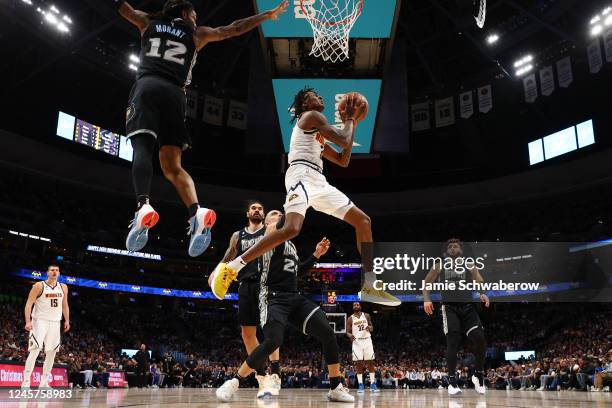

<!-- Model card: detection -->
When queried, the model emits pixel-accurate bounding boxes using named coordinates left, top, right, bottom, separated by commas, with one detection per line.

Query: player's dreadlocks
left=149, top=0, right=194, bottom=21
left=289, top=86, right=316, bottom=124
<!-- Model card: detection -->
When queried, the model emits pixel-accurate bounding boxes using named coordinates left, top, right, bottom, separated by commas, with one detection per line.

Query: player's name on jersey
left=154, top=24, right=188, bottom=39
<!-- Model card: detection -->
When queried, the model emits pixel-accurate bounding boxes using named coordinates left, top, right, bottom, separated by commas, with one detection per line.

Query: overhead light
left=57, top=22, right=69, bottom=33
left=63, top=15, right=72, bottom=24
left=486, top=33, right=499, bottom=45
left=516, top=64, right=533, bottom=77
left=21, top=0, right=33, bottom=5
left=50, top=5, right=60, bottom=14
left=129, top=64, right=138, bottom=71
left=591, top=24, right=603, bottom=36
left=606, top=15, right=612, bottom=26
left=591, top=15, right=601, bottom=25
left=45, top=13, right=58, bottom=25
left=129, top=54, right=140, bottom=63
left=604, top=7, right=612, bottom=16
left=513, top=54, right=533, bottom=68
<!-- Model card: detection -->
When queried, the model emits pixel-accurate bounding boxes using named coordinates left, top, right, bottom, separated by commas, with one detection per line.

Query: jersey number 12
left=145, top=38, right=187, bottom=65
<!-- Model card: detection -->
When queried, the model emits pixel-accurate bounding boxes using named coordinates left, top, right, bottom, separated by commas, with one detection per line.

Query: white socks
left=22, top=349, right=40, bottom=386
left=369, top=372, right=376, bottom=384
left=228, top=256, right=246, bottom=273
left=357, top=374, right=363, bottom=384
left=40, top=350, right=57, bottom=387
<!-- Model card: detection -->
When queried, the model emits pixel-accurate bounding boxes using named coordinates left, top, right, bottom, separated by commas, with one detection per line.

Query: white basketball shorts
left=284, top=164, right=354, bottom=220
left=29, top=318, right=61, bottom=352
left=352, top=337, right=375, bottom=361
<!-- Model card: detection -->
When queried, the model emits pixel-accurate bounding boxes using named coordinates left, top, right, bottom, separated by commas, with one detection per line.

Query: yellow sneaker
left=210, top=263, right=237, bottom=300
left=358, top=279, right=401, bottom=307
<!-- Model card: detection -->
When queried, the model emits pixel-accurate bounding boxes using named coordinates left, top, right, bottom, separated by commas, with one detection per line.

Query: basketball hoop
left=474, top=0, right=486, bottom=28
left=300, top=0, right=364, bottom=63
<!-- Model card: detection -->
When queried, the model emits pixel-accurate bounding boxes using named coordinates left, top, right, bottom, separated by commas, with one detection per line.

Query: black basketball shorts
left=259, top=291, right=322, bottom=335
left=238, top=280, right=261, bottom=327
left=126, top=75, right=191, bottom=150
left=441, top=303, right=483, bottom=336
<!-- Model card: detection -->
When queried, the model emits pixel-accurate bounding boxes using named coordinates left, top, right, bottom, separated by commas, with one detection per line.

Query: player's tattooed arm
left=422, top=263, right=442, bottom=315
left=221, top=231, right=240, bottom=263
left=62, top=283, right=70, bottom=332
left=346, top=315, right=356, bottom=341
left=365, top=313, right=374, bottom=333
left=194, top=1, right=288, bottom=49
left=24, top=282, right=43, bottom=331
left=116, top=1, right=150, bottom=35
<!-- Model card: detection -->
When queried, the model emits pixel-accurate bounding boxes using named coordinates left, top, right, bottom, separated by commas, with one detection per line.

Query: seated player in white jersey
left=347, top=301, right=379, bottom=393
left=21, top=265, right=70, bottom=390
left=210, top=88, right=400, bottom=307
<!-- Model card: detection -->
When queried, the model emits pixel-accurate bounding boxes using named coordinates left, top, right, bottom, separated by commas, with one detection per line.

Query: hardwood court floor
left=0, top=388, right=610, bottom=407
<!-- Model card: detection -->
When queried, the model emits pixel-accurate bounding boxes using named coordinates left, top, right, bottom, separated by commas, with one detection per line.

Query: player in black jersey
left=215, top=210, right=354, bottom=403
left=422, top=238, right=490, bottom=396
left=114, top=0, right=288, bottom=257
left=218, top=200, right=280, bottom=397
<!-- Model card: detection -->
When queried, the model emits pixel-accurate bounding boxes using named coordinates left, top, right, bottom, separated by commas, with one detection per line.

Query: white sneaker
left=269, top=374, right=281, bottom=396
left=187, top=207, right=216, bottom=257
left=603, top=386, right=610, bottom=392
left=327, top=384, right=355, bottom=403
left=537, top=386, right=545, bottom=391
left=256, top=375, right=271, bottom=398
left=126, top=203, right=159, bottom=252
left=216, top=378, right=239, bottom=402
left=20, top=381, right=30, bottom=390
left=448, top=384, right=463, bottom=396
left=438, top=385, right=444, bottom=390
left=472, top=375, right=485, bottom=395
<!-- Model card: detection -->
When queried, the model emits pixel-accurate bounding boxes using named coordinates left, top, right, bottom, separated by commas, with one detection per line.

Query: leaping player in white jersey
left=210, top=88, right=400, bottom=307
left=347, top=301, right=379, bottom=393
left=21, top=265, right=70, bottom=390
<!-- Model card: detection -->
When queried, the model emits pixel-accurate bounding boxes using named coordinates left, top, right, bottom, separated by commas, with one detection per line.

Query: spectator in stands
left=132, top=344, right=151, bottom=388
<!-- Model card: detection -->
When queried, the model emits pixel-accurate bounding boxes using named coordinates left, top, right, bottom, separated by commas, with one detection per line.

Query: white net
left=300, top=0, right=364, bottom=63
left=474, top=0, right=486, bottom=28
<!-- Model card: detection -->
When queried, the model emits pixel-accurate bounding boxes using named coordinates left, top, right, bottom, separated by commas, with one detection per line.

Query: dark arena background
left=1, top=0, right=612, bottom=407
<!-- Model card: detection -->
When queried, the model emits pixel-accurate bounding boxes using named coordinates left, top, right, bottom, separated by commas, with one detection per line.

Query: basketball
left=339, top=92, right=369, bottom=123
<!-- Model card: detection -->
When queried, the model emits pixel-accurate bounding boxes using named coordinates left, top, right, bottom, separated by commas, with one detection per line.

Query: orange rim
left=300, top=0, right=364, bottom=27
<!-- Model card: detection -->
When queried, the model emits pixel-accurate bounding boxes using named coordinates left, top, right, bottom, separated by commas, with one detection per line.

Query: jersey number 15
left=51, top=299, right=58, bottom=307
left=145, top=38, right=187, bottom=65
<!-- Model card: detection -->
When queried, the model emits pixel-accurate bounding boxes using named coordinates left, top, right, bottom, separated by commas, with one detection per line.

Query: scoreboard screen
left=56, top=111, right=132, bottom=162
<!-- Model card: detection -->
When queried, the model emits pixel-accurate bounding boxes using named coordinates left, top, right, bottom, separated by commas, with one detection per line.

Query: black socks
left=136, top=195, right=149, bottom=210
left=270, top=360, right=280, bottom=376
left=188, top=203, right=199, bottom=219
left=330, top=376, right=341, bottom=390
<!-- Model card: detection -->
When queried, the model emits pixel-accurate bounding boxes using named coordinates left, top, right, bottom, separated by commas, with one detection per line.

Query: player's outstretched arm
left=113, top=0, right=150, bottom=34
left=194, top=1, right=288, bottom=49
left=23, top=282, right=43, bottom=331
